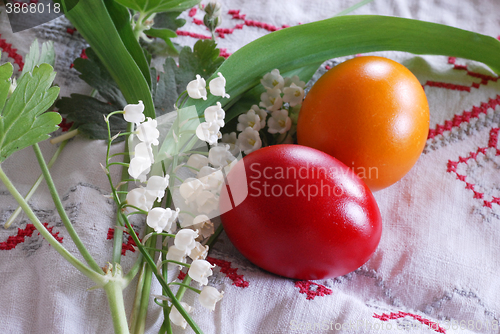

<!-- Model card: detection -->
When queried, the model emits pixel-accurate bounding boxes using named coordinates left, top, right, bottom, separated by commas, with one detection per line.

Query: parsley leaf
left=153, top=39, right=225, bottom=115
left=0, top=63, right=61, bottom=163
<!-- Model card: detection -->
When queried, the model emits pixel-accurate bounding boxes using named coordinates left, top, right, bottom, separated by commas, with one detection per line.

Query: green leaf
left=114, top=0, right=200, bottom=16
left=153, top=11, right=186, bottom=31
left=0, top=64, right=61, bottom=163
left=103, top=0, right=152, bottom=88
left=187, top=15, right=500, bottom=123
left=73, top=48, right=127, bottom=108
left=21, top=39, right=56, bottom=78
left=58, top=0, right=155, bottom=118
left=56, top=94, right=127, bottom=141
left=0, top=61, right=13, bottom=112
left=152, top=39, right=225, bottom=116
left=144, top=28, right=178, bottom=42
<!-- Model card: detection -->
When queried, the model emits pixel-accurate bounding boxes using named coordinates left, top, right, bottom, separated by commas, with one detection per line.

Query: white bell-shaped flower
left=136, top=117, right=160, bottom=146
left=199, top=286, right=224, bottom=311
left=284, top=75, right=306, bottom=88
left=197, top=167, right=224, bottom=192
left=196, top=122, right=220, bottom=145
left=145, top=175, right=170, bottom=202
left=221, top=132, right=237, bottom=145
left=195, top=190, right=219, bottom=214
left=237, top=109, right=262, bottom=131
left=204, top=102, right=225, bottom=128
left=249, top=105, right=268, bottom=128
left=267, top=109, right=292, bottom=134
left=146, top=207, right=179, bottom=233
left=169, top=302, right=194, bottom=329
left=188, top=259, right=215, bottom=285
left=174, top=229, right=199, bottom=253
left=186, top=154, right=209, bottom=171
left=192, top=215, right=215, bottom=239
left=179, top=178, right=206, bottom=202
left=189, top=242, right=209, bottom=260
left=237, top=127, right=262, bottom=155
left=166, top=245, right=188, bottom=268
left=187, top=74, right=207, bottom=100
left=209, top=72, right=230, bottom=98
left=282, top=83, right=305, bottom=107
left=128, top=142, right=153, bottom=181
left=259, top=87, right=283, bottom=112
left=208, top=144, right=235, bottom=167
left=123, top=100, right=145, bottom=124
left=261, top=69, right=284, bottom=90
left=125, top=187, right=154, bottom=212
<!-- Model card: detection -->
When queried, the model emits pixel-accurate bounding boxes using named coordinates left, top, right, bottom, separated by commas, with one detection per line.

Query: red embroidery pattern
left=373, top=311, right=446, bottom=333
left=206, top=256, right=249, bottom=288
left=294, top=280, right=332, bottom=300
left=177, top=270, right=187, bottom=281
left=427, top=96, right=500, bottom=139
left=447, top=127, right=500, bottom=208
left=58, top=117, right=74, bottom=132
left=0, top=34, right=24, bottom=71
left=106, top=228, right=138, bottom=255
left=0, top=223, right=62, bottom=250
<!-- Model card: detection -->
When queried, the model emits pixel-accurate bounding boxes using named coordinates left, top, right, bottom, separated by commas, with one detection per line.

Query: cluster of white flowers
left=222, top=69, right=306, bottom=154
left=187, top=72, right=230, bottom=145
left=120, top=94, right=225, bottom=327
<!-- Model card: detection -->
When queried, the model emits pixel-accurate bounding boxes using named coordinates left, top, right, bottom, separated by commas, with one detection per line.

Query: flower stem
left=103, top=280, right=130, bottom=334
left=32, top=143, right=104, bottom=275
left=0, top=164, right=104, bottom=285
left=5, top=140, right=68, bottom=229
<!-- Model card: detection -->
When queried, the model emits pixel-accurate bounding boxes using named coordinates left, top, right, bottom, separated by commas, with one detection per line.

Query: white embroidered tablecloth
left=1, top=0, right=500, bottom=333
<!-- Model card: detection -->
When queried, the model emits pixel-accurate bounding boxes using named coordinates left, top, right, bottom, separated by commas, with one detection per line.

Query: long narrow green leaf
left=59, top=0, right=155, bottom=118
left=188, top=15, right=500, bottom=122
left=104, top=0, right=152, bottom=88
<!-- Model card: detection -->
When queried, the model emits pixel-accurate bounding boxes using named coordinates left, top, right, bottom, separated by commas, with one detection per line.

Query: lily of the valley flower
left=261, top=69, right=284, bottom=90
left=259, top=87, right=283, bottom=112
left=169, top=302, right=194, bottom=329
left=188, top=259, right=215, bottom=285
left=145, top=175, right=170, bottom=202
left=199, top=286, right=224, bottom=311
left=123, top=100, right=145, bottom=124
left=196, top=122, right=221, bottom=145
left=192, top=214, right=215, bottom=239
left=166, top=245, right=188, bottom=267
left=186, top=154, right=209, bottom=171
left=250, top=105, right=268, bottom=129
left=195, top=190, right=219, bottom=214
left=209, top=72, right=230, bottom=98
left=136, top=117, right=160, bottom=146
left=197, top=167, right=224, bottom=191
left=221, top=132, right=237, bottom=145
left=174, top=229, right=199, bottom=253
left=146, top=207, right=179, bottom=233
left=189, top=242, right=209, bottom=260
left=128, top=142, right=153, bottom=182
left=179, top=178, right=206, bottom=203
left=283, top=83, right=305, bottom=107
left=204, top=102, right=225, bottom=127
left=125, top=187, right=155, bottom=212
left=267, top=109, right=292, bottom=134
left=187, top=74, right=207, bottom=100
left=237, top=127, right=262, bottom=154
left=237, top=108, right=262, bottom=131
left=284, top=75, right=306, bottom=89
left=208, top=144, right=235, bottom=167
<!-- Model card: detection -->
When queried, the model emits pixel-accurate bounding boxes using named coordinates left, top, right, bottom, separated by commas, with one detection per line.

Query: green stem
left=129, top=262, right=146, bottom=333
left=121, top=214, right=203, bottom=334
left=32, top=144, right=104, bottom=275
left=112, top=122, right=134, bottom=265
left=5, top=140, right=68, bottom=229
left=168, top=282, right=201, bottom=294
left=0, top=165, right=104, bottom=285
left=103, top=280, right=130, bottom=334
